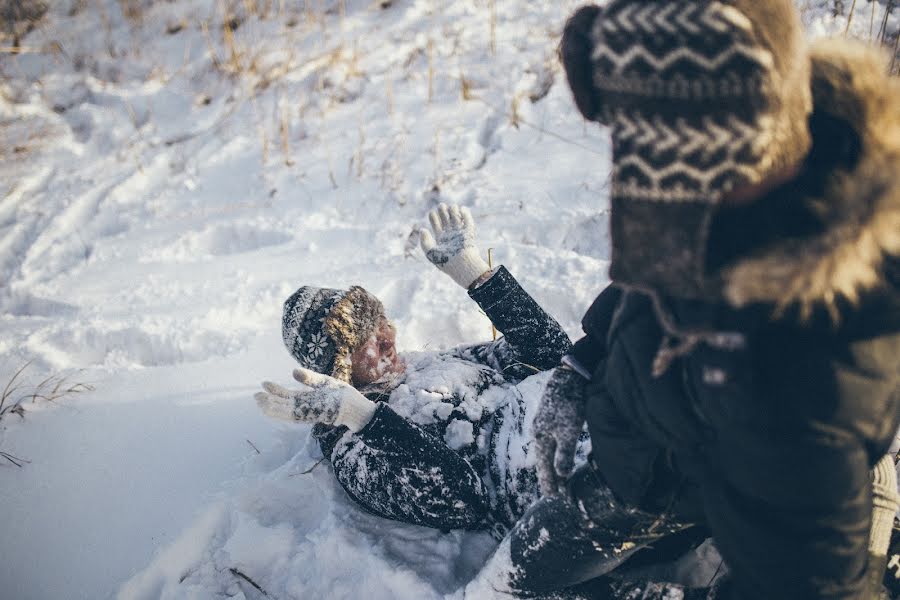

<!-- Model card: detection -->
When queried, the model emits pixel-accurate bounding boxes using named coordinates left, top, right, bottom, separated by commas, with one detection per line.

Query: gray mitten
left=533, top=366, right=588, bottom=497
left=255, top=367, right=376, bottom=432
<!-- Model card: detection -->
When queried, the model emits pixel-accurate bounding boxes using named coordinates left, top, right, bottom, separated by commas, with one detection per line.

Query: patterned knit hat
left=282, top=285, right=386, bottom=383
left=562, top=0, right=813, bottom=300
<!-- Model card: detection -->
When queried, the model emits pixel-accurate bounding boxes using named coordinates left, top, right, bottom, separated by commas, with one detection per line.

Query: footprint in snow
left=151, top=223, right=293, bottom=262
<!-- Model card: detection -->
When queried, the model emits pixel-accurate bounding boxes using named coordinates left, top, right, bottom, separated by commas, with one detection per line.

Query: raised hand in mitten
left=255, top=367, right=376, bottom=432
left=533, top=366, right=588, bottom=498
left=419, top=203, right=491, bottom=289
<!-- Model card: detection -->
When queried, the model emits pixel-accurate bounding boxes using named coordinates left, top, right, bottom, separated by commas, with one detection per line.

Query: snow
left=444, top=418, right=475, bottom=450
left=0, top=1, right=894, bottom=599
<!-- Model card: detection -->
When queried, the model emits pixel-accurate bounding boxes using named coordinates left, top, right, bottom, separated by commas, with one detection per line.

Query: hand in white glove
left=532, top=367, right=588, bottom=497
left=255, top=367, right=376, bottom=432
left=419, top=203, right=491, bottom=289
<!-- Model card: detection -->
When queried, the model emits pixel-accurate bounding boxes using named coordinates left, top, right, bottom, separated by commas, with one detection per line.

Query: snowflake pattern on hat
left=306, top=332, right=329, bottom=358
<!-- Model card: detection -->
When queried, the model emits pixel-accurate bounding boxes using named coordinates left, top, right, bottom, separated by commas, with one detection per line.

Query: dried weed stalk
left=0, top=361, right=94, bottom=422
left=0, top=362, right=94, bottom=468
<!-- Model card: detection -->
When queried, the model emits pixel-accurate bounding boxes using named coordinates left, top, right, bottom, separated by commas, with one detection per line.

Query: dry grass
left=488, top=0, right=496, bottom=55
left=426, top=38, right=434, bottom=103
left=117, top=0, right=146, bottom=24
left=0, top=362, right=94, bottom=422
left=197, top=0, right=308, bottom=97
left=878, top=1, right=895, bottom=42
left=839, top=0, right=899, bottom=75
left=0, top=114, right=67, bottom=161
left=278, top=91, right=294, bottom=166
left=0, top=0, right=47, bottom=45
left=459, top=75, right=473, bottom=100
left=0, top=362, right=95, bottom=467
left=892, top=29, right=899, bottom=74
left=509, top=94, right=521, bottom=129
left=0, top=449, right=28, bottom=467
left=844, top=0, right=859, bottom=33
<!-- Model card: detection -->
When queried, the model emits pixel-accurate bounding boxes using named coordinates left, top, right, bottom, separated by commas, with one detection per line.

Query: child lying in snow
left=255, top=203, right=588, bottom=535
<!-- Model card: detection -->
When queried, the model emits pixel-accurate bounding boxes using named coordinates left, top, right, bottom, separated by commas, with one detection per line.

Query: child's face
left=350, top=317, right=403, bottom=386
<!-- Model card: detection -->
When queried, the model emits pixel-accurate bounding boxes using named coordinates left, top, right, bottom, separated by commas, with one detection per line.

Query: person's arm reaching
left=465, top=265, right=573, bottom=376
left=419, top=203, right=572, bottom=379
left=419, top=203, right=491, bottom=290
left=532, top=284, right=624, bottom=497
left=256, top=368, right=491, bottom=530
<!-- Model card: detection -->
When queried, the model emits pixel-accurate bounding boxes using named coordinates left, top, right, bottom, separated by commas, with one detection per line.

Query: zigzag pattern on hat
left=599, top=1, right=754, bottom=36
left=593, top=72, right=766, bottom=100
left=591, top=0, right=775, bottom=102
left=587, top=0, right=783, bottom=202
left=610, top=110, right=775, bottom=202
left=594, top=44, right=773, bottom=76
left=614, top=112, right=760, bottom=153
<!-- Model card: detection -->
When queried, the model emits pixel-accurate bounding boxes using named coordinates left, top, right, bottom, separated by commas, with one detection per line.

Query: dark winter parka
left=313, top=266, right=577, bottom=534
left=570, top=41, right=900, bottom=600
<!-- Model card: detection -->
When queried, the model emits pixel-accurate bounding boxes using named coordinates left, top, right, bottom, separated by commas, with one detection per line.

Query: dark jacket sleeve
left=458, top=265, right=573, bottom=380
left=568, top=284, right=624, bottom=377
left=328, top=403, right=491, bottom=531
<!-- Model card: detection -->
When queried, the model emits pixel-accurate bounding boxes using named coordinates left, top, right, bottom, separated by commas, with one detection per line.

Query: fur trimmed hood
left=724, top=39, right=900, bottom=321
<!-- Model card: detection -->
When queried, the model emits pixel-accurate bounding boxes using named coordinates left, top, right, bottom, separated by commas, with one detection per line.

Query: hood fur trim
left=724, top=39, right=900, bottom=321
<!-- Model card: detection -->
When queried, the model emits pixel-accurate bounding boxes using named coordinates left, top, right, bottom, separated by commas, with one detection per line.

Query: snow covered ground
left=0, top=1, right=896, bottom=599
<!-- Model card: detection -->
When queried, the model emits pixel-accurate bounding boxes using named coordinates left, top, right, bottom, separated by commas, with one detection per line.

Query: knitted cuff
left=441, top=248, right=490, bottom=289
left=870, top=454, right=900, bottom=556
left=334, top=388, right=377, bottom=433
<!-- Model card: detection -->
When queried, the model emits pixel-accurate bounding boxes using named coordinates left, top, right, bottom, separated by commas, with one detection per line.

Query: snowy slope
left=0, top=1, right=895, bottom=599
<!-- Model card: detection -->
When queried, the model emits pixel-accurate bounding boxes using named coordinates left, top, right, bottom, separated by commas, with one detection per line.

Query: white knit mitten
left=420, top=203, right=490, bottom=289
left=255, top=368, right=376, bottom=433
